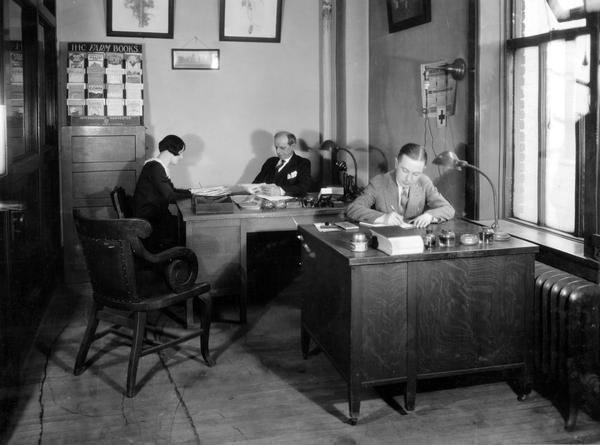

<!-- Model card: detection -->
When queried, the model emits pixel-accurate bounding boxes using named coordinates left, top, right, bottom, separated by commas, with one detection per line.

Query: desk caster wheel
left=348, top=417, right=358, bottom=426
left=517, top=393, right=528, bottom=402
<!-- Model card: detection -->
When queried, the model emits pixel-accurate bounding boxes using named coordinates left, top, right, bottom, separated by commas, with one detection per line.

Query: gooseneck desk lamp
left=432, top=150, right=510, bottom=241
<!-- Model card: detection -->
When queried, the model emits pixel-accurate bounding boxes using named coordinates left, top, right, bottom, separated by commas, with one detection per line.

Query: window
left=507, top=0, right=594, bottom=238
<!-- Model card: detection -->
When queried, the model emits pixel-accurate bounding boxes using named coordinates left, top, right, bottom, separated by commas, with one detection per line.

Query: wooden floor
left=3, top=276, right=600, bottom=444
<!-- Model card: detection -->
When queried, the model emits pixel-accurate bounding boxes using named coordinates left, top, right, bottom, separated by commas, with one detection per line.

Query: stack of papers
left=231, top=195, right=263, bottom=210
left=257, top=194, right=293, bottom=202
left=190, top=185, right=230, bottom=197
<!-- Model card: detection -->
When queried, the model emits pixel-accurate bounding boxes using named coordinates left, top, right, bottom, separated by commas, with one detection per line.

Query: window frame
left=504, top=4, right=600, bottom=260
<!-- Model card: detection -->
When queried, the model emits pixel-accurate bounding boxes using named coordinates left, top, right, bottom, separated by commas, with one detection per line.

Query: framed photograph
left=172, top=49, right=220, bottom=70
left=386, top=0, right=431, bottom=33
left=107, top=0, right=174, bottom=39
left=219, top=0, right=282, bottom=43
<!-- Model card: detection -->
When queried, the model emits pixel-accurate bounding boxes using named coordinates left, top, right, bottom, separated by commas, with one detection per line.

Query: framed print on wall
left=386, top=0, right=431, bottom=33
left=172, top=49, right=220, bottom=70
left=219, top=0, right=283, bottom=43
left=107, top=0, right=174, bottom=39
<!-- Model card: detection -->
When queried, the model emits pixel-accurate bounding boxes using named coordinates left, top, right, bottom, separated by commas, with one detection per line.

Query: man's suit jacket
left=253, top=153, right=311, bottom=197
left=346, top=170, right=455, bottom=224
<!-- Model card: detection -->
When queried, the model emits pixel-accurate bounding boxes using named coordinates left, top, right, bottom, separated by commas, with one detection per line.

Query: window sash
left=508, top=10, right=590, bottom=237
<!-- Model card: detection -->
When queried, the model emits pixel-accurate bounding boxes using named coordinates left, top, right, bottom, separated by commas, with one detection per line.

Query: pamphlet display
left=65, top=42, right=144, bottom=125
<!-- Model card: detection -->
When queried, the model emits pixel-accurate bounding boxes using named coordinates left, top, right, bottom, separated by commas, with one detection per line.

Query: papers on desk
left=231, top=194, right=262, bottom=210
left=257, top=194, right=294, bottom=202
left=360, top=220, right=415, bottom=229
left=314, top=222, right=340, bottom=232
left=190, top=185, right=230, bottom=196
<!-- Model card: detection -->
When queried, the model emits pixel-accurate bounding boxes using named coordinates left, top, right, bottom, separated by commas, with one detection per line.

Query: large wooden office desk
left=298, top=220, right=538, bottom=424
left=179, top=199, right=345, bottom=323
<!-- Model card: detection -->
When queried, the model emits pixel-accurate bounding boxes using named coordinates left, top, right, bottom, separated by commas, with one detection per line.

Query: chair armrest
left=134, top=245, right=199, bottom=292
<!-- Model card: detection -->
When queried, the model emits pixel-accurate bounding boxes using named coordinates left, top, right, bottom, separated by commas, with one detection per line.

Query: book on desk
left=370, top=226, right=424, bottom=255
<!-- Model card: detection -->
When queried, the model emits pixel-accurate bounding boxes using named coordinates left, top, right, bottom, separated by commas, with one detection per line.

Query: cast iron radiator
left=534, top=261, right=600, bottom=431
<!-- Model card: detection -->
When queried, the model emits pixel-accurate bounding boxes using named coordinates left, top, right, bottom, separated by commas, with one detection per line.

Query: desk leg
left=406, top=279, right=417, bottom=411
left=348, top=375, right=361, bottom=425
left=239, top=223, right=248, bottom=324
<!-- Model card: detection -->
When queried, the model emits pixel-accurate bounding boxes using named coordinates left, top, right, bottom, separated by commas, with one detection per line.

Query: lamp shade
left=432, top=150, right=463, bottom=168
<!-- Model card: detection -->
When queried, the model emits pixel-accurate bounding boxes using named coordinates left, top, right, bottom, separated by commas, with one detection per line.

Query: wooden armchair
left=110, top=186, right=133, bottom=219
left=72, top=209, right=214, bottom=397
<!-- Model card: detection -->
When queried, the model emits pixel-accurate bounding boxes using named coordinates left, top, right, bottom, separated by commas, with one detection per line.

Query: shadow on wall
left=235, top=129, right=274, bottom=184
left=173, top=133, right=205, bottom=188
left=428, top=142, right=466, bottom=217
left=297, top=129, right=321, bottom=192
left=369, top=145, right=390, bottom=177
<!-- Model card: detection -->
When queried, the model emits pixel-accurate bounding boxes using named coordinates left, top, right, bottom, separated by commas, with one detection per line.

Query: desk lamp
left=320, top=140, right=358, bottom=199
left=432, top=150, right=510, bottom=241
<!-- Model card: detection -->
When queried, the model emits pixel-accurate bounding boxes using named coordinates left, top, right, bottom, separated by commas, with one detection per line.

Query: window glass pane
left=543, top=36, right=589, bottom=233
left=512, top=47, right=539, bottom=223
left=514, top=0, right=585, bottom=38
left=6, top=1, right=24, bottom=158
left=38, top=23, right=46, bottom=144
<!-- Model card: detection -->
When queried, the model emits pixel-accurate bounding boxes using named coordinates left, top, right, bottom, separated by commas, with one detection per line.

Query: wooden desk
left=179, top=200, right=345, bottom=323
left=298, top=220, right=539, bottom=424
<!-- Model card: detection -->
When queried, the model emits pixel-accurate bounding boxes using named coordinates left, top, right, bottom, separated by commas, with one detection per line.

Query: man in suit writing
left=346, top=143, right=454, bottom=228
left=253, top=131, right=311, bottom=197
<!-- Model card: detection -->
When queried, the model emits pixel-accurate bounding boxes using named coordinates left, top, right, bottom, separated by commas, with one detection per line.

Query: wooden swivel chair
left=72, top=209, right=214, bottom=397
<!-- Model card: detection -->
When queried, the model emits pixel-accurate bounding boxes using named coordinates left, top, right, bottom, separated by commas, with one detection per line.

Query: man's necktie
left=400, top=187, right=409, bottom=214
left=276, top=159, right=284, bottom=170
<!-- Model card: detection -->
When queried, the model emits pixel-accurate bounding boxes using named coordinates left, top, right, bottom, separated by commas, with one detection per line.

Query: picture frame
left=386, top=0, right=431, bottom=33
left=219, top=0, right=282, bottom=43
left=172, top=49, right=220, bottom=70
left=107, top=0, right=174, bottom=39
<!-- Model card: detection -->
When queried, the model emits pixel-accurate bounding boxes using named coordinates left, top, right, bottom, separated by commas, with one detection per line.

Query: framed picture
left=107, top=0, right=174, bottom=39
left=172, top=49, right=220, bottom=70
left=219, top=0, right=282, bottom=43
left=386, top=0, right=431, bottom=33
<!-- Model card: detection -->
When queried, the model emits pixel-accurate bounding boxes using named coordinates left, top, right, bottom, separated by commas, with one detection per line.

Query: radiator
left=533, top=261, right=600, bottom=430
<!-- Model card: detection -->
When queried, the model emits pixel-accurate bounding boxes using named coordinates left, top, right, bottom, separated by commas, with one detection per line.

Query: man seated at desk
left=252, top=131, right=311, bottom=197
left=133, top=134, right=191, bottom=252
left=346, top=143, right=454, bottom=228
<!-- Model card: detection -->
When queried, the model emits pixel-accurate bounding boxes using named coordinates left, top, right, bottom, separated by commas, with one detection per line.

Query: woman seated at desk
left=133, top=134, right=191, bottom=252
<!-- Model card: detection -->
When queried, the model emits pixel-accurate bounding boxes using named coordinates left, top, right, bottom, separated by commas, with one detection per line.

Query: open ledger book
left=370, top=226, right=424, bottom=255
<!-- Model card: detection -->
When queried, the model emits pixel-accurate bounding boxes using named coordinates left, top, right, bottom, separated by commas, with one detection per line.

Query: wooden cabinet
left=61, top=125, right=145, bottom=283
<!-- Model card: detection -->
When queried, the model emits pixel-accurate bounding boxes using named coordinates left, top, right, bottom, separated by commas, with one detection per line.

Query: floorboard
left=2, top=277, right=600, bottom=444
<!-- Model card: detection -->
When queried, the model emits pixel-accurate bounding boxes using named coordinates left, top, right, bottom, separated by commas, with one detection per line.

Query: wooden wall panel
left=61, top=126, right=145, bottom=283
left=71, top=135, right=138, bottom=163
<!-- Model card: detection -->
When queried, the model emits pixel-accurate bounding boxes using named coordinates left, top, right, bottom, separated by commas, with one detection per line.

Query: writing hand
left=411, top=213, right=433, bottom=228
left=247, top=184, right=262, bottom=194
left=381, top=211, right=405, bottom=226
left=260, top=184, right=283, bottom=196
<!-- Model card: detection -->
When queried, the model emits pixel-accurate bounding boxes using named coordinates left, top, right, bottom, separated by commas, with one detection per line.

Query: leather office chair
left=72, top=209, right=214, bottom=397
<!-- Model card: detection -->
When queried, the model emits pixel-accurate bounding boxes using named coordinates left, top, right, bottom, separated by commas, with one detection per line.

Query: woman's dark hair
left=159, top=135, right=186, bottom=155
left=397, top=143, right=427, bottom=164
